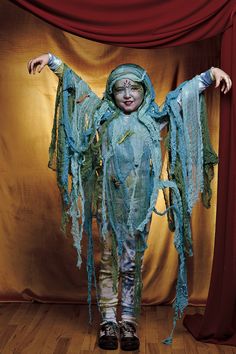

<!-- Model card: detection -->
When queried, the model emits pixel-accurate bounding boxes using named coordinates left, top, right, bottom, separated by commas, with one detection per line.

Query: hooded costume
left=48, top=58, right=217, bottom=343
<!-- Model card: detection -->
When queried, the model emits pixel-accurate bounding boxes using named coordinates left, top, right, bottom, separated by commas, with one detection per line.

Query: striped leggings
left=98, top=227, right=148, bottom=324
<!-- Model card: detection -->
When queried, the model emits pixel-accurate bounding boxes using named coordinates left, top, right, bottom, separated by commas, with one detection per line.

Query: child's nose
left=124, top=88, right=131, bottom=98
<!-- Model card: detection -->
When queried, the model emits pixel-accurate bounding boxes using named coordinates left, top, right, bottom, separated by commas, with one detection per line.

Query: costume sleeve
left=198, top=69, right=214, bottom=92
left=160, top=70, right=214, bottom=131
left=48, top=57, right=102, bottom=270
left=176, top=69, right=214, bottom=107
left=48, top=55, right=106, bottom=316
left=48, top=53, right=64, bottom=77
left=165, top=74, right=218, bottom=214
left=160, top=74, right=218, bottom=344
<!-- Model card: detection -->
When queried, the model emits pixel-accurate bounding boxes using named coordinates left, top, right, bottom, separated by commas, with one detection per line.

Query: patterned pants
left=98, top=226, right=149, bottom=324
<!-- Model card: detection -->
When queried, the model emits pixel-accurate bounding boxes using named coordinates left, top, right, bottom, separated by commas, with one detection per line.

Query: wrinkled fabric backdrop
left=0, top=0, right=221, bottom=305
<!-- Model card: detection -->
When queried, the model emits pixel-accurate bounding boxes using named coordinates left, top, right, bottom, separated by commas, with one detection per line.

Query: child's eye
left=115, top=88, right=125, bottom=93
left=131, top=86, right=142, bottom=91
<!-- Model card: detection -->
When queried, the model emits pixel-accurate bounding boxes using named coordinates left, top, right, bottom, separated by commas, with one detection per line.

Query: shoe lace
left=103, top=322, right=118, bottom=336
left=121, top=321, right=136, bottom=338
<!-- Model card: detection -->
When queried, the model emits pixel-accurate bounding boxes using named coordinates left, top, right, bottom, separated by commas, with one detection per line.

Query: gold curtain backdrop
left=0, top=0, right=220, bottom=305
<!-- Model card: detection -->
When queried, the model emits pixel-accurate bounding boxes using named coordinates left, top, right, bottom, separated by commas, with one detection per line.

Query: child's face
left=113, top=78, right=144, bottom=114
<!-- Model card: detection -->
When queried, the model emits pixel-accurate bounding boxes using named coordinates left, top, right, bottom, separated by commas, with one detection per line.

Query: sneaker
left=119, top=321, right=140, bottom=351
left=98, top=321, right=119, bottom=350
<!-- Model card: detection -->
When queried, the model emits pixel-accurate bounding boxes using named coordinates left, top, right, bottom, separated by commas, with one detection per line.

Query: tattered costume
left=48, top=57, right=217, bottom=342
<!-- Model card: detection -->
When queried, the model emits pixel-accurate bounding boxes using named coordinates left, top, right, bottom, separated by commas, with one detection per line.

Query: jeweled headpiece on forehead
left=104, top=63, right=156, bottom=103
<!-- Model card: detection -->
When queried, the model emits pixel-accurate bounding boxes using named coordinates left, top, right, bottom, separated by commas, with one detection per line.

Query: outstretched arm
left=160, top=67, right=232, bottom=130
left=27, top=53, right=101, bottom=104
left=177, top=67, right=232, bottom=107
left=187, top=67, right=232, bottom=96
left=27, top=53, right=64, bottom=78
left=198, top=67, right=232, bottom=94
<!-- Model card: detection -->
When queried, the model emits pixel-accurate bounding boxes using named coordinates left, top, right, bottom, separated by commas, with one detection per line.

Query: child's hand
left=27, top=54, right=49, bottom=74
left=211, top=67, right=232, bottom=94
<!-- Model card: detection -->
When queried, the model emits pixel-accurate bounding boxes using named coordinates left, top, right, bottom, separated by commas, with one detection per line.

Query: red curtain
left=8, top=0, right=234, bottom=47
left=183, top=16, right=236, bottom=346
left=9, top=0, right=236, bottom=346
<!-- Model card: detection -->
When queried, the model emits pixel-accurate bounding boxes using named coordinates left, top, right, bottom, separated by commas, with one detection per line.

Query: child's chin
left=122, top=107, right=136, bottom=114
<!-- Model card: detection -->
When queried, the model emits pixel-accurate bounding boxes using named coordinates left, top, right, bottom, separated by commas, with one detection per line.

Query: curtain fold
left=9, top=0, right=235, bottom=47
left=5, top=0, right=236, bottom=346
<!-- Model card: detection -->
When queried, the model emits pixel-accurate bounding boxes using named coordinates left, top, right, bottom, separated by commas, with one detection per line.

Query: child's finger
left=37, top=64, right=42, bottom=73
left=37, top=64, right=44, bottom=73
left=27, top=60, right=32, bottom=73
left=33, top=61, right=39, bottom=75
left=225, top=80, right=229, bottom=93
left=30, top=60, right=36, bottom=74
left=29, top=60, right=35, bottom=74
left=227, top=78, right=232, bottom=92
left=223, top=77, right=231, bottom=94
left=215, top=76, right=221, bottom=88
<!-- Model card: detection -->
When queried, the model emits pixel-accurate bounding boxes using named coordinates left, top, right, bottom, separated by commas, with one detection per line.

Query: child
left=28, top=54, right=231, bottom=350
